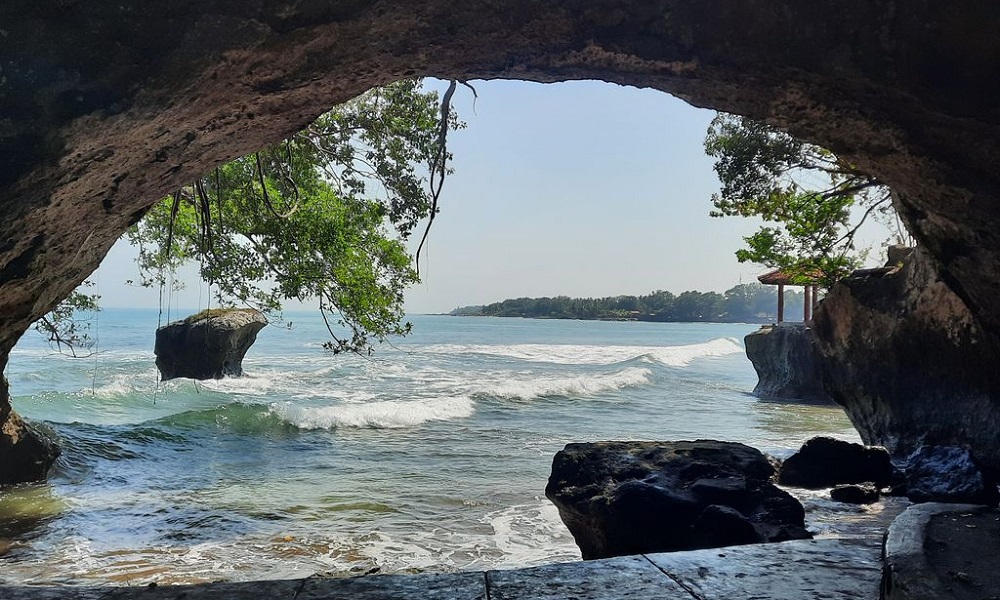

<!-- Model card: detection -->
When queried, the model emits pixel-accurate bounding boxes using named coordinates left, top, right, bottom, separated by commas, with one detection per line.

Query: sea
left=0, top=309, right=894, bottom=586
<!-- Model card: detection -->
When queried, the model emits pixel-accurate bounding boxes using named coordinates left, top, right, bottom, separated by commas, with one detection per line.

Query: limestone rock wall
left=812, top=248, right=1000, bottom=471
left=744, top=324, right=833, bottom=404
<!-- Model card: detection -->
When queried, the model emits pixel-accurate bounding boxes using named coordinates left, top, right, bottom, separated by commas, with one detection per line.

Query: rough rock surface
left=545, top=440, right=810, bottom=560
left=155, top=309, right=267, bottom=381
left=3, top=4, right=1000, bottom=483
left=830, top=483, right=880, bottom=505
left=0, top=390, right=60, bottom=486
left=905, top=445, right=999, bottom=505
left=882, top=503, right=1000, bottom=600
left=778, top=436, right=894, bottom=489
left=0, top=537, right=892, bottom=600
left=813, top=248, right=1000, bottom=473
left=744, top=324, right=833, bottom=404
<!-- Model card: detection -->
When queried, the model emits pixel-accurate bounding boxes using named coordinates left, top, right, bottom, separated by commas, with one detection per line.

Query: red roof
left=757, top=268, right=822, bottom=286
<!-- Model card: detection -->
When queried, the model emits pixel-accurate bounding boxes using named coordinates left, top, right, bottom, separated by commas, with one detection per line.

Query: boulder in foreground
left=545, top=440, right=811, bottom=560
left=154, top=308, right=267, bottom=381
left=778, top=436, right=894, bottom=489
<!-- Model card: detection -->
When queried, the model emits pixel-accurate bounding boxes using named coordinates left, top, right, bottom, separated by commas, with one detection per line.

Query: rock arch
left=2, top=2, right=1000, bottom=478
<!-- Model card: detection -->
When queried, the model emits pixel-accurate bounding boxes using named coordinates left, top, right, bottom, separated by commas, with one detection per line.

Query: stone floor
left=0, top=537, right=883, bottom=600
left=882, top=502, right=1000, bottom=600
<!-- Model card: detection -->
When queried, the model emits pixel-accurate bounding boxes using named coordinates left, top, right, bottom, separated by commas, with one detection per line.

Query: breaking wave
left=419, top=337, right=744, bottom=367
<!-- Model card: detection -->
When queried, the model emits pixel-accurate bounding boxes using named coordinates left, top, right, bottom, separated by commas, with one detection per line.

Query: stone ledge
left=0, top=538, right=883, bottom=600
left=882, top=502, right=998, bottom=600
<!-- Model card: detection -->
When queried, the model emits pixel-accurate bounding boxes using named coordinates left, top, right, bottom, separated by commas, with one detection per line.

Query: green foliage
left=454, top=283, right=805, bottom=323
left=182, top=307, right=246, bottom=324
left=705, top=113, right=897, bottom=288
left=35, top=282, right=101, bottom=356
left=129, top=80, right=463, bottom=354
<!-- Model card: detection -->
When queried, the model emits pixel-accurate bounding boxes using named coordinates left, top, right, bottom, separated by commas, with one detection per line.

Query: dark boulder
left=813, top=247, right=1000, bottom=474
left=830, top=483, right=880, bottom=505
left=778, top=436, right=893, bottom=489
left=691, top=504, right=760, bottom=548
left=545, top=440, right=810, bottom=560
left=744, top=324, right=834, bottom=404
left=0, top=408, right=60, bottom=486
left=905, top=445, right=999, bottom=505
left=155, top=309, right=267, bottom=381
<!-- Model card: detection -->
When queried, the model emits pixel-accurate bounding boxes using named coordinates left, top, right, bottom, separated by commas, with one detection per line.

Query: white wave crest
left=271, top=396, right=475, bottom=430
left=421, top=337, right=744, bottom=367
left=642, top=337, right=746, bottom=366
left=483, top=502, right=580, bottom=564
left=90, top=377, right=140, bottom=399
left=477, top=367, right=651, bottom=400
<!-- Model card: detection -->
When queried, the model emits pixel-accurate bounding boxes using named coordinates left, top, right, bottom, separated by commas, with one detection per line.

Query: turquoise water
left=0, top=310, right=860, bottom=585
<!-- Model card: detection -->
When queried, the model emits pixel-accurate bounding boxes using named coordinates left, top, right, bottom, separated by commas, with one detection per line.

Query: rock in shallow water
left=0, top=407, right=60, bottom=486
left=830, top=483, right=880, bottom=504
left=744, top=323, right=833, bottom=404
left=778, top=436, right=894, bottom=489
left=154, top=309, right=267, bottom=381
left=545, top=440, right=811, bottom=560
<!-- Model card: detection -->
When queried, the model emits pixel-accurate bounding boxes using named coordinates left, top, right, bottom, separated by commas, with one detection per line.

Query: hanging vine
left=129, top=79, right=465, bottom=355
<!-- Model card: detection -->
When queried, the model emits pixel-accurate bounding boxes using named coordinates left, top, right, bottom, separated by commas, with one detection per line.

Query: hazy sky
left=98, top=79, right=889, bottom=314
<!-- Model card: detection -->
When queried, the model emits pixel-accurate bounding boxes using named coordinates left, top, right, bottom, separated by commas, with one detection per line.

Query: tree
left=705, top=113, right=906, bottom=288
left=722, top=283, right=765, bottom=322
left=34, top=283, right=100, bottom=357
left=128, top=79, right=463, bottom=354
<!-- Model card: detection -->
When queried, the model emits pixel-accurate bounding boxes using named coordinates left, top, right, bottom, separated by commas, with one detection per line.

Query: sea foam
left=271, top=396, right=475, bottom=430
left=475, top=367, right=651, bottom=400
left=420, top=337, right=744, bottom=367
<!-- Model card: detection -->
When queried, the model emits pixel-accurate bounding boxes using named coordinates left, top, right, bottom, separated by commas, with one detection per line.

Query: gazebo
left=758, top=269, right=821, bottom=323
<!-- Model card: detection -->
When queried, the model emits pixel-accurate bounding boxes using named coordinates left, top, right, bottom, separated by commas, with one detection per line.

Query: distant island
left=450, top=283, right=806, bottom=323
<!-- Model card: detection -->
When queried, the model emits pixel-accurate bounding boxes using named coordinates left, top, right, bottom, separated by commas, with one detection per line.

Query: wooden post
left=812, top=285, right=820, bottom=315
left=777, top=284, right=785, bottom=323
left=803, top=285, right=811, bottom=322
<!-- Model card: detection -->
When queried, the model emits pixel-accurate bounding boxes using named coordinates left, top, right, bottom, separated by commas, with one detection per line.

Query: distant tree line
left=449, top=283, right=808, bottom=323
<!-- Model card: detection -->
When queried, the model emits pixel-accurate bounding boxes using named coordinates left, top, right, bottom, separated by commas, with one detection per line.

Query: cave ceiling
left=2, top=1, right=999, bottom=356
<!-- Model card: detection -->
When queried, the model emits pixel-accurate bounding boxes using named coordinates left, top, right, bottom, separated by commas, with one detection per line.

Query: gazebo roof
left=757, top=268, right=822, bottom=286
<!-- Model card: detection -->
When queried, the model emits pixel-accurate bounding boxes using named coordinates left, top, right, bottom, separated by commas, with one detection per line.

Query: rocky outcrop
left=744, top=324, right=833, bottom=404
left=2, top=4, right=1000, bottom=486
left=904, top=445, right=999, bottom=505
left=812, top=248, right=1000, bottom=474
left=545, top=440, right=810, bottom=560
left=778, top=437, right=895, bottom=489
left=154, top=309, right=267, bottom=381
left=830, top=483, right=880, bottom=505
left=0, top=376, right=60, bottom=485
